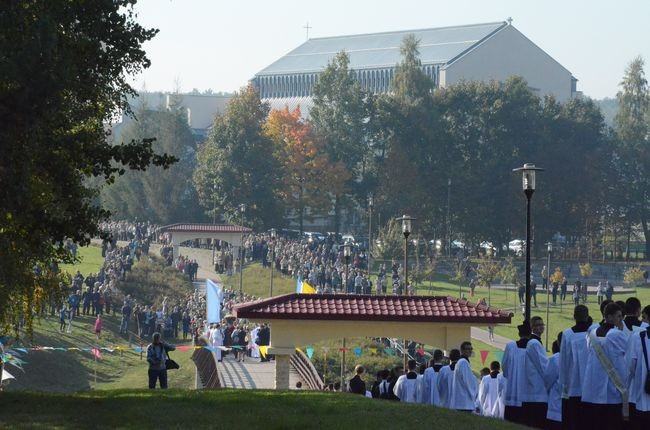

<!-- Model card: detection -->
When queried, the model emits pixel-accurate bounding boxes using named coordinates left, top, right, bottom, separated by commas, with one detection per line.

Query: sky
left=131, top=0, right=650, bottom=100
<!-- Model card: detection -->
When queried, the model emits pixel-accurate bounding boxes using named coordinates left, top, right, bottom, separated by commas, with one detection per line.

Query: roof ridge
left=307, top=21, right=507, bottom=42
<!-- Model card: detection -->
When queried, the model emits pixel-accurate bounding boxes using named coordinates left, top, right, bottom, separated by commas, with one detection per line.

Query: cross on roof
left=303, top=22, right=312, bottom=40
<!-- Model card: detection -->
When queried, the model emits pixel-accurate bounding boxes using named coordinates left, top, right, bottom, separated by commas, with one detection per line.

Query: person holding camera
left=146, top=332, right=176, bottom=389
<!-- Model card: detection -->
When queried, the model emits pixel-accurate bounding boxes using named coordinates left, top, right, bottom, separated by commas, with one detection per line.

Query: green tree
left=103, top=94, right=203, bottom=224
left=193, top=85, right=283, bottom=230
left=310, top=51, right=372, bottom=233
left=0, top=1, right=176, bottom=333
left=613, top=57, right=650, bottom=258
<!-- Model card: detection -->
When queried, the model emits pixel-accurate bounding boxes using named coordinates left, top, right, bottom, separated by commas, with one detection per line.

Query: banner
left=353, top=347, right=362, bottom=357
left=206, top=279, right=223, bottom=323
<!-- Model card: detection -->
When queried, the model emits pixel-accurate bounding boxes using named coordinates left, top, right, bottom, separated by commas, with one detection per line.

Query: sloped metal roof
left=160, top=223, right=252, bottom=234
left=256, top=22, right=507, bottom=76
left=234, top=293, right=513, bottom=324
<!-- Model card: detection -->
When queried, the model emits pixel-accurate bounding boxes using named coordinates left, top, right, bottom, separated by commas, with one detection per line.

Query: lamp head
left=512, top=163, right=544, bottom=192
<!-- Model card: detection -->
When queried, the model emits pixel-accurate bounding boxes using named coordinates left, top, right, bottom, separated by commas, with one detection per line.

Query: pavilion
left=234, top=293, right=513, bottom=389
left=159, top=223, right=252, bottom=262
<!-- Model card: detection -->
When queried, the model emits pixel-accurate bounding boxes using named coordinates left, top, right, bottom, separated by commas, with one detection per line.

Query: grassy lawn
left=59, top=245, right=105, bottom=277
left=0, top=389, right=525, bottom=429
left=222, top=262, right=297, bottom=298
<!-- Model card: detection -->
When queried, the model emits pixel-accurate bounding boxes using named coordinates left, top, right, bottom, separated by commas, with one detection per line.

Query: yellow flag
left=259, top=345, right=268, bottom=358
left=302, top=281, right=317, bottom=294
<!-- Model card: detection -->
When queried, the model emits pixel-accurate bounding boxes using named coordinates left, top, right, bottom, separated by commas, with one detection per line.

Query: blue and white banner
left=206, top=279, right=223, bottom=323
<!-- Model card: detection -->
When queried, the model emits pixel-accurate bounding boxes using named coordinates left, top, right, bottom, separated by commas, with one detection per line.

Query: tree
left=476, top=257, right=502, bottom=305
left=102, top=94, right=204, bottom=224
left=0, top=1, right=176, bottom=333
left=193, top=85, right=283, bottom=230
left=613, top=57, right=650, bottom=258
left=264, top=107, right=349, bottom=233
left=310, top=51, right=372, bottom=233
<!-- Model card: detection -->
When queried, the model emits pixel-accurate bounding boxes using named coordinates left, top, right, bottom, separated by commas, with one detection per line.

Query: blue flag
left=206, top=279, right=223, bottom=323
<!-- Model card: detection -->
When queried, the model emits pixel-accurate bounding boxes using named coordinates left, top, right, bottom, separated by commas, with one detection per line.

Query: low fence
left=191, top=336, right=221, bottom=389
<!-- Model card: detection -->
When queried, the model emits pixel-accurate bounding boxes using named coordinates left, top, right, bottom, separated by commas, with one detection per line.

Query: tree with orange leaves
left=264, top=106, right=349, bottom=233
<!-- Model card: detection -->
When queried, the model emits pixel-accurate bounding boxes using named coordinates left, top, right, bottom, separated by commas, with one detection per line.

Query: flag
left=259, top=345, right=268, bottom=358
left=296, top=274, right=303, bottom=293
left=353, top=347, right=362, bottom=357
left=495, top=351, right=504, bottom=363
left=206, top=279, right=223, bottom=323
left=480, top=350, right=489, bottom=365
left=2, top=369, right=15, bottom=381
left=302, top=281, right=316, bottom=294
left=306, top=346, right=314, bottom=360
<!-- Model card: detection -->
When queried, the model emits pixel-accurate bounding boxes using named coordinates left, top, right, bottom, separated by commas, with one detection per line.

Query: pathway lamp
left=397, top=215, right=415, bottom=294
left=239, top=203, right=246, bottom=296
left=269, top=228, right=276, bottom=297
left=512, top=163, right=543, bottom=325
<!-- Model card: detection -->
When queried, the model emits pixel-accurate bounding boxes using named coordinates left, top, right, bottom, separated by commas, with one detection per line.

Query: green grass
left=6, top=312, right=197, bottom=392
left=222, top=262, right=297, bottom=298
left=59, top=244, right=105, bottom=277
left=0, top=389, right=526, bottom=429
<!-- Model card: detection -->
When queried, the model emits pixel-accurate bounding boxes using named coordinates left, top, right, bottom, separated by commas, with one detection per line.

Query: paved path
left=215, top=353, right=301, bottom=389
left=471, top=327, right=511, bottom=351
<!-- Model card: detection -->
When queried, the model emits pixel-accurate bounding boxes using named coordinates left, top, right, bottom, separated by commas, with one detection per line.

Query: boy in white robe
left=502, top=322, right=530, bottom=425
left=479, top=360, right=506, bottom=418
left=450, top=341, right=478, bottom=412
left=438, top=349, right=460, bottom=409
left=545, top=333, right=563, bottom=429
left=210, top=323, right=224, bottom=362
left=393, top=359, right=420, bottom=403
left=421, top=349, right=444, bottom=406
left=523, top=316, right=549, bottom=429
left=249, top=325, right=260, bottom=359
left=582, top=302, right=627, bottom=428
left=559, top=304, right=594, bottom=430
left=626, top=327, right=650, bottom=427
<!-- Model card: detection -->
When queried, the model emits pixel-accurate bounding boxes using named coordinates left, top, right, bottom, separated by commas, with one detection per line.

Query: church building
left=252, top=20, right=578, bottom=115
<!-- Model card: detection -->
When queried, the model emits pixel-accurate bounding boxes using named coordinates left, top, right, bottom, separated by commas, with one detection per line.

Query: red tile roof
left=233, top=294, right=513, bottom=324
left=160, top=223, right=252, bottom=234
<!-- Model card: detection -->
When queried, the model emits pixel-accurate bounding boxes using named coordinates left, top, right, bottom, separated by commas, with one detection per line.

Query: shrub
left=116, top=256, right=192, bottom=306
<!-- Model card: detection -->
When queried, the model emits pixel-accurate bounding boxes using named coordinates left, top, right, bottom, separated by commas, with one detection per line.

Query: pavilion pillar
left=171, top=235, right=180, bottom=263
left=269, top=347, right=294, bottom=390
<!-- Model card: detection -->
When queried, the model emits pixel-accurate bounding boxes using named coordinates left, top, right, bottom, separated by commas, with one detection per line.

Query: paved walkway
left=471, top=327, right=511, bottom=351
left=215, top=353, right=301, bottom=389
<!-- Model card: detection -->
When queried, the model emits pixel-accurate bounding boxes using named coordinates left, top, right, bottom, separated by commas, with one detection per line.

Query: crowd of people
left=345, top=299, right=650, bottom=429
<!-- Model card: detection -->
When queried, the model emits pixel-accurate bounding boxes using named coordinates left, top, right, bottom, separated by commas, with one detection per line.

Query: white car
left=509, top=239, right=525, bottom=255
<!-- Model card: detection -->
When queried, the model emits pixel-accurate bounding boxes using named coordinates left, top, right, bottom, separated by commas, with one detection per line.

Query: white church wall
left=442, top=25, right=574, bottom=102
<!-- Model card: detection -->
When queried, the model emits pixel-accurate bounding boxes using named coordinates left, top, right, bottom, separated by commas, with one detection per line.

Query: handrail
left=290, top=349, right=324, bottom=390
left=191, top=336, right=221, bottom=389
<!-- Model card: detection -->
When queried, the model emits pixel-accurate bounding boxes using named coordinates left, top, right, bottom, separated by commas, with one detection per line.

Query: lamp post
left=512, top=163, right=544, bottom=325
left=447, top=178, right=452, bottom=257
left=344, top=240, right=352, bottom=294
left=368, top=195, right=373, bottom=279
left=397, top=215, right=415, bottom=294
left=238, top=203, right=246, bottom=296
left=269, top=228, right=276, bottom=297
left=545, top=241, right=552, bottom=350
left=212, top=180, right=217, bottom=264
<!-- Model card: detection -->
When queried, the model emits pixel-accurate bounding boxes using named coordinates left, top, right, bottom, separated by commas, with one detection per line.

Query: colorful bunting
left=353, top=347, right=362, bottom=357
left=259, top=345, right=268, bottom=358
left=495, top=351, right=504, bottom=363
left=480, top=350, right=489, bottom=365
left=306, top=346, right=314, bottom=360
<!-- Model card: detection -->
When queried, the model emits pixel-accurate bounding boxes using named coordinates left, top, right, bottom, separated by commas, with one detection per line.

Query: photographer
left=146, top=332, right=176, bottom=389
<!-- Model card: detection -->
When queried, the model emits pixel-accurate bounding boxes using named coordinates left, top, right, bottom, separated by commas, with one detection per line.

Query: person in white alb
left=450, top=341, right=478, bottom=412
left=421, top=349, right=444, bottom=406
left=438, top=349, right=460, bottom=409
left=523, top=316, right=549, bottom=428
left=479, top=360, right=506, bottom=418
left=626, top=325, right=650, bottom=428
left=393, top=359, right=420, bottom=403
left=559, top=304, right=596, bottom=430
left=210, top=323, right=224, bottom=362
left=502, top=323, right=530, bottom=425
left=582, top=302, right=628, bottom=428
left=545, top=333, right=563, bottom=429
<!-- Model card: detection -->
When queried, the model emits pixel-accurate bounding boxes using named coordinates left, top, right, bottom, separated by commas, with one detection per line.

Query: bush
left=624, top=266, right=645, bottom=286
left=116, top=256, right=192, bottom=306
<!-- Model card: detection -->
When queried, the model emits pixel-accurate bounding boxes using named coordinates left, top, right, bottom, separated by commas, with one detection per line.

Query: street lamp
left=238, top=203, right=246, bottom=296
left=545, top=241, right=552, bottom=350
left=269, top=228, right=276, bottom=297
left=344, top=240, right=352, bottom=294
left=512, top=163, right=544, bottom=325
left=397, top=215, right=415, bottom=295
left=368, top=195, right=373, bottom=279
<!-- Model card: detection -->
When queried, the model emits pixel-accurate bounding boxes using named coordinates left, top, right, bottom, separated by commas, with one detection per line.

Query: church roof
left=256, top=21, right=507, bottom=76
left=233, top=293, right=513, bottom=324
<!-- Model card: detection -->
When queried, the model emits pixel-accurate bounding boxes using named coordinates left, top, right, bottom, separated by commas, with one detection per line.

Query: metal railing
left=191, top=336, right=221, bottom=389
left=290, top=349, right=324, bottom=390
